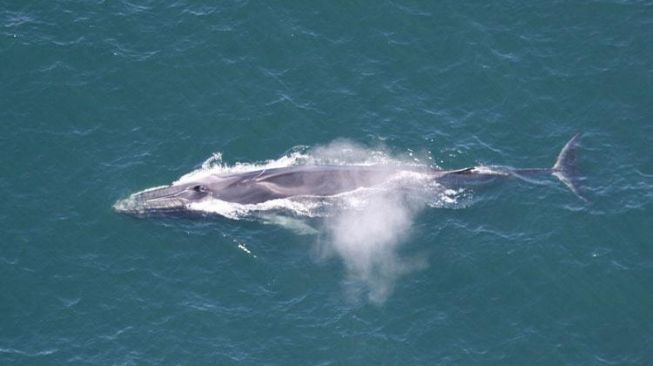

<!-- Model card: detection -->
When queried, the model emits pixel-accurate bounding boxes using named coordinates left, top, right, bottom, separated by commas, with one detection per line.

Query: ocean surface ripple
left=1, top=1, right=652, bottom=365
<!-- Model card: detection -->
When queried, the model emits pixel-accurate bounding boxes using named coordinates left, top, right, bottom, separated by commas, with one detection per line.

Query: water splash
left=318, top=188, right=429, bottom=303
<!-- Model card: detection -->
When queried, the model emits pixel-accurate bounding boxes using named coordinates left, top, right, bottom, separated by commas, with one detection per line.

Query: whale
left=113, top=134, right=585, bottom=216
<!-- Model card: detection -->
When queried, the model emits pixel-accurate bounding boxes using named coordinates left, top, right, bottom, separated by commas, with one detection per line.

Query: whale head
left=113, top=183, right=211, bottom=217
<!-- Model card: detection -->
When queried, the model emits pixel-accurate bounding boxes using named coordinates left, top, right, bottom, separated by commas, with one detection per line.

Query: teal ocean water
left=2, top=1, right=653, bottom=364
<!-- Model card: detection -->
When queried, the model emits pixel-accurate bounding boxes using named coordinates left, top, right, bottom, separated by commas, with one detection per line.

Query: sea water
left=1, top=1, right=652, bottom=364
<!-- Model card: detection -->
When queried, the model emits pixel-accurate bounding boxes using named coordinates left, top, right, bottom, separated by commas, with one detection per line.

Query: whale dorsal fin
left=447, top=167, right=475, bottom=175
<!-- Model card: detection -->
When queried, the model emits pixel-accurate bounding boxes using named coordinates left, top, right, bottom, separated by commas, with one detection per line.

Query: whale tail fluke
left=552, top=133, right=588, bottom=202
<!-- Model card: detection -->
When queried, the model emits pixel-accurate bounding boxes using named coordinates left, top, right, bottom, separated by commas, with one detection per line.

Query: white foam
left=173, top=151, right=311, bottom=186
left=237, top=243, right=256, bottom=258
left=187, top=196, right=325, bottom=219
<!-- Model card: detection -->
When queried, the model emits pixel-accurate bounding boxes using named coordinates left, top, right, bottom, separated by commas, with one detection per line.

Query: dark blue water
left=2, top=1, right=652, bottom=364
